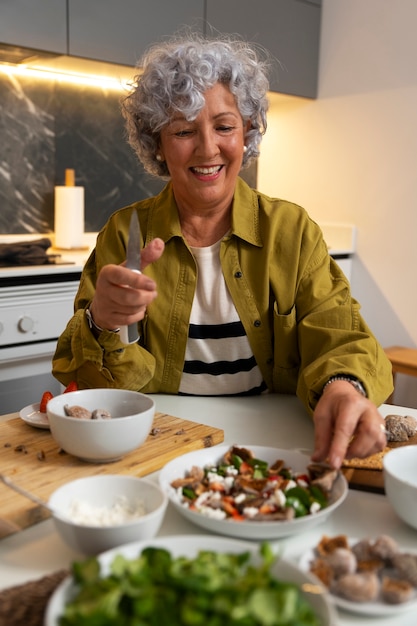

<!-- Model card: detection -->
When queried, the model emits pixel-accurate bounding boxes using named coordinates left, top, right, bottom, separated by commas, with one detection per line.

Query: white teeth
left=193, top=166, right=221, bottom=175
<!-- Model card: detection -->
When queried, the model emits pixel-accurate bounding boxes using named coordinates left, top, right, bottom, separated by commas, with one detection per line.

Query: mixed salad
left=58, top=543, right=321, bottom=625
left=170, top=446, right=338, bottom=522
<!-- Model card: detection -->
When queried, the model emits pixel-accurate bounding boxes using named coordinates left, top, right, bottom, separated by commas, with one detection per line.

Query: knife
left=119, top=211, right=141, bottom=344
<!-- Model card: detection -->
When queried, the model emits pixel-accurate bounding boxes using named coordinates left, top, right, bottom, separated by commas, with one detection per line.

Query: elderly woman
left=52, top=34, right=393, bottom=469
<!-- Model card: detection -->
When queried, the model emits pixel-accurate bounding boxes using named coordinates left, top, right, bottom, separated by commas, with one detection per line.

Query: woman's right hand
left=89, top=237, right=164, bottom=332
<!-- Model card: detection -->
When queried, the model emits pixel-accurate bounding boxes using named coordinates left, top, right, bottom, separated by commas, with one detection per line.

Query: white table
left=1, top=394, right=417, bottom=625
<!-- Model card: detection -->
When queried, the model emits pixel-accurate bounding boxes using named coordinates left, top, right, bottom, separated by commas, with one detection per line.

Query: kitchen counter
left=0, top=223, right=356, bottom=279
left=0, top=393, right=416, bottom=625
left=0, top=233, right=97, bottom=279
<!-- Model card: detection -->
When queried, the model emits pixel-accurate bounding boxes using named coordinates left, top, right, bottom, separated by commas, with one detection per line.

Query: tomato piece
left=64, top=381, right=78, bottom=393
left=258, top=503, right=276, bottom=515
left=209, top=482, right=226, bottom=492
left=39, top=391, right=54, bottom=413
left=239, top=461, right=253, bottom=475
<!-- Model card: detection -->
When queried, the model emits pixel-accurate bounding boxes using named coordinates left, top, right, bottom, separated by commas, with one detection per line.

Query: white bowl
left=47, top=389, right=155, bottom=463
left=45, top=535, right=337, bottom=626
left=383, top=445, right=417, bottom=530
left=48, top=474, right=168, bottom=555
left=159, top=444, right=348, bottom=540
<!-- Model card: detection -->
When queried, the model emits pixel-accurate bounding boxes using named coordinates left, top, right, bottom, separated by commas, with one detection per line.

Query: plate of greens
left=45, top=535, right=337, bottom=626
left=159, top=445, right=348, bottom=540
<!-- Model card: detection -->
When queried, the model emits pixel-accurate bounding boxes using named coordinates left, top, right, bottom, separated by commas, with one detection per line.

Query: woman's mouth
left=190, top=165, right=223, bottom=177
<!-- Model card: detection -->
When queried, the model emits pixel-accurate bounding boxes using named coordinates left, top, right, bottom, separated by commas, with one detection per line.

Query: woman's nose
left=196, top=129, right=219, bottom=158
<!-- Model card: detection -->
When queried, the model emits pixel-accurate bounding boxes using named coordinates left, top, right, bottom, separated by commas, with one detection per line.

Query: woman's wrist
left=323, top=375, right=367, bottom=397
left=85, top=307, right=120, bottom=339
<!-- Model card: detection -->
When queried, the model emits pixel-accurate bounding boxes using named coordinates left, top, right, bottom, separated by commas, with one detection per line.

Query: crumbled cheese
left=67, top=496, right=146, bottom=526
left=271, top=489, right=286, bottom=507
left=224, top=476, right=235, bottom=490
left=310, top=501, right=322, bottom=514
left=284, top=479, right=297, bottom=491
left=207, top=471, right=224, bottom=483
left=234, top=493, right=246, bottom=504
left=243, top=506, right=259, bottom=518
left=195, top=504, right=227, bottom=520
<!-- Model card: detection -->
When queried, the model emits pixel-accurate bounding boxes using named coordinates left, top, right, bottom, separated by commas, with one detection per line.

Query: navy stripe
left=183, top=356, right=257, bottom=376
left=188, top=321, right=246, bottom=340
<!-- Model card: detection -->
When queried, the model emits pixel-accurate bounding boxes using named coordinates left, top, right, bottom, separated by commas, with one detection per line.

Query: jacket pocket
left=272, top=303, right=299, bottom=393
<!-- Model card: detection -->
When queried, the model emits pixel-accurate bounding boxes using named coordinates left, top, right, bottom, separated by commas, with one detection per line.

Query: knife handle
left=119, top=323, right=139, bottom=345
left=119, top=269, right=141, bottom=345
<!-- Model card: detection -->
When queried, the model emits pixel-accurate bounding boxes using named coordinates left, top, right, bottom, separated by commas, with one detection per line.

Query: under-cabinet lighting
left=0, top=62, right=133, bottom=91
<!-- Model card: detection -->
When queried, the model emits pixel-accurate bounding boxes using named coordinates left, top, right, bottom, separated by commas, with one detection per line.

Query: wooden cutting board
left=0, top=412, right=224, bottom=538
left=341, top=432, right=417, bottom=494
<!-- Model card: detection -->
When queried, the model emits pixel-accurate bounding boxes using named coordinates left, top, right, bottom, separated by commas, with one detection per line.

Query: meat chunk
left=382, top=577, right=414, bottom=604
left=170, top=465, right=205, bottom=489
left=332, top=572, right=380, bottom=602
left=63, top=405, right=92, bottom=419
left=307, top=463, right=338, bottom=493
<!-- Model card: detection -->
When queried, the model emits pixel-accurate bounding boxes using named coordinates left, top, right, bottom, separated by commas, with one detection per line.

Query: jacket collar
left=146, top=177, right=263, bottom=248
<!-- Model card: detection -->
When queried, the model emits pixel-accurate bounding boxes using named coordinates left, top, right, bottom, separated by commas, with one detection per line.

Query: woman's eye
left=175, top=129, right=193, bottom=137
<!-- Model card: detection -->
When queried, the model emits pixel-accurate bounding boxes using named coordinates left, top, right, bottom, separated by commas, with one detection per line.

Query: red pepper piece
left=39, top=391, right=53, bottom=413
left=64, top=381, right=78, bottom=393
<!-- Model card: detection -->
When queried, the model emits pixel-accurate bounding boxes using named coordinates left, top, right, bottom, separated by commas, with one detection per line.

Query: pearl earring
left=156, top=154, right=162, bottom=162
left=243, top=145, right=248, bottom=153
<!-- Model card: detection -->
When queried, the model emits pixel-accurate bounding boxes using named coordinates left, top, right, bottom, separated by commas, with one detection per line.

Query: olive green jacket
left=52, top=178, right=393, bottom=413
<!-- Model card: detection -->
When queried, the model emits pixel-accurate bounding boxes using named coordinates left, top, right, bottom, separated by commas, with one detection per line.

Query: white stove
left=0, top=234, right=96, bottom=413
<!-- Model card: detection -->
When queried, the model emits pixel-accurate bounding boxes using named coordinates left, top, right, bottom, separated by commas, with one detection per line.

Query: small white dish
left=45, top=535, right=337, bottom=626
left=299, top=540, right=417, bottom=616
left=19, top=403, right=50, bottom=429
left=47, top=389, right=155, bottom=463
left=48, top=475, right=167, bottom=555
left=159, top=445, right=348, bottom=540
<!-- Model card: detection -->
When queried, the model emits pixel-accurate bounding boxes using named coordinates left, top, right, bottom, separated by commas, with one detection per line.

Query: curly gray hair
left=121, top=33, right=270, bottom=178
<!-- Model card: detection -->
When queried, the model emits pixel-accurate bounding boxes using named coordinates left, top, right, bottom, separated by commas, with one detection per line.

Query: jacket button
left=254, top=319, right=261, bottom=327
left=234, top=271, right=242, bottom=278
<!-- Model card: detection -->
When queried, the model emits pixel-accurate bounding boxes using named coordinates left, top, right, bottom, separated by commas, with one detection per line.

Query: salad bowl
left=45, top=535, right=337, bottom=626
left=159, top=444, right=348, bottom=540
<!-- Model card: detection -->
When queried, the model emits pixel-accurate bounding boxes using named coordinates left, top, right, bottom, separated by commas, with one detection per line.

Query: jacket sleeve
left=52, top=308, right=156, bottom=390
left=294, top=244, right=393, bottom=413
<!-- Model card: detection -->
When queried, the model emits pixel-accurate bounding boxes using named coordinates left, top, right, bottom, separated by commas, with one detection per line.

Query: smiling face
left=158, top=82, right=249, bottom=217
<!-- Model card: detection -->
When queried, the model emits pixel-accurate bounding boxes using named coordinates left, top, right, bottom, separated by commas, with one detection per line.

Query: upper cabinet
left=0, top=0, right=321, bottom=98
left=68, top=0, right=205, bottom=67
left=0, top=0, right=67, bottom=53
left=205, top=0, right=321, bottom=98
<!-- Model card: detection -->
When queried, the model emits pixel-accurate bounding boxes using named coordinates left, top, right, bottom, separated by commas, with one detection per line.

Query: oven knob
left=18, top=315, right=34, bottom=333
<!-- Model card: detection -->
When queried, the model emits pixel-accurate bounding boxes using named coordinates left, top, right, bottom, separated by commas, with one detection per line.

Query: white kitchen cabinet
left=0, top=0, right=67, bottom=54
left=68, top=0, right=205, bottom=66
left=205, top=0, right=321, bottom=97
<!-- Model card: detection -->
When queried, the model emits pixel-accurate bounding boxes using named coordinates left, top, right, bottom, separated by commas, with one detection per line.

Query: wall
left=0, top=69, right=165, bottom=234
left=0, top=68, right=257, bottom=236
left=258, top=0, right=417, bottom=408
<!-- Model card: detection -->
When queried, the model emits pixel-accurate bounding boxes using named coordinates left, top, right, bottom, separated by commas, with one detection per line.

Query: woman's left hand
left=311, top=380, right=387, bottom=469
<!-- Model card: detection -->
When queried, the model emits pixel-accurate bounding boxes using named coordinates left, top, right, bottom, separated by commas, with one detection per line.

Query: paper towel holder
left=54, top=169, right=88, bottom=250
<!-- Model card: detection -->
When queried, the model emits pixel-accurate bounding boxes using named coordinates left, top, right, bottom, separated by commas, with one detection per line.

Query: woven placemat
left=0, top=570, right=68, bottom=626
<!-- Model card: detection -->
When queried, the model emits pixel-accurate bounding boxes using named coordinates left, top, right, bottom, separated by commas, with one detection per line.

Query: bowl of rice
left=48, top=474, right=168, bottom=555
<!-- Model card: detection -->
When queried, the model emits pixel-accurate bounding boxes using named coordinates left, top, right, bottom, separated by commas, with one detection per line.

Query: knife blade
left=119, top=211, right=141, bottom=344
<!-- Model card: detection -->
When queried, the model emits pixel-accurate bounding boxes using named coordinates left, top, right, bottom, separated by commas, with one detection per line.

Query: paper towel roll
left=54, top=185, right=85, bottom=249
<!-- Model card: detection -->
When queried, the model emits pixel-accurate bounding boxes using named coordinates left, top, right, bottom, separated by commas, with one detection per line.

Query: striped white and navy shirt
left=179, top=239, right=267, bottom=396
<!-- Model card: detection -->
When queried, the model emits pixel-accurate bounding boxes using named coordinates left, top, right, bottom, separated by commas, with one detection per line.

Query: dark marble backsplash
left=0, top=70, right=257, bottom=235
